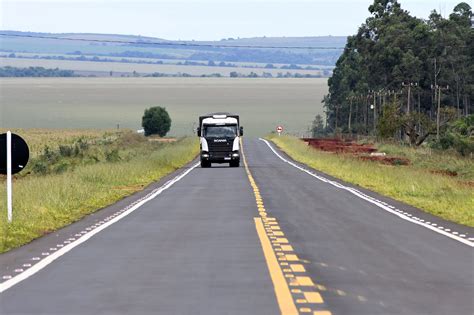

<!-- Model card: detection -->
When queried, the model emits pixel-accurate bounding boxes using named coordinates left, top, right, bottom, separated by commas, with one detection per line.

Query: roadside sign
left=0, top=133, right=30, bottom=175
left=276, top=125, right=283, bottom=135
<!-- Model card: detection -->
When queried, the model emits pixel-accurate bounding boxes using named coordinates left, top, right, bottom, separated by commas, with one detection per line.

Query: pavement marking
left=281, top=245, right=294, bottom=251
left=254, top=218, right=299, bottom=315
left=286, top=254, right=299, bottom=261
left=296, top=277, right=315, bottom=286
left=304, top=292, right=324, bottom=304
left=259, top=138, right=474, bottom=248
left=0, top=162, right=200, bottom=293
left=242, top=141, right=331, bottom=315
left=291, top=264, right=306, bottom=272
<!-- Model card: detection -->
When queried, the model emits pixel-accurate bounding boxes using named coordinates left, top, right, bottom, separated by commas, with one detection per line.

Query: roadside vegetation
left=0, top=129, right=199, bottom=252
left=268, top=135, right=473, bottom=227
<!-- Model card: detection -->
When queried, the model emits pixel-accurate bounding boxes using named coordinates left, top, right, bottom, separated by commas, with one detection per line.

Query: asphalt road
left=1, top=138, right=473, bottom=315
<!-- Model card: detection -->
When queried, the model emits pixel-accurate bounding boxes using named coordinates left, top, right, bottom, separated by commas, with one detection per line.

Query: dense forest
left=323, top=0, right=473, bottom=151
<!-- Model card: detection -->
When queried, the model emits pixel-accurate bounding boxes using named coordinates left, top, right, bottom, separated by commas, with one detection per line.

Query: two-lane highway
left=1, top=138, right=473, bottom=314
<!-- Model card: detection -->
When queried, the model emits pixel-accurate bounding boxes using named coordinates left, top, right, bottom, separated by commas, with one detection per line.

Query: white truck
left=197, top=113, right=243, bottom=168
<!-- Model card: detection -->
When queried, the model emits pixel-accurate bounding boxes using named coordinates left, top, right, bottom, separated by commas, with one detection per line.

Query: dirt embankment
left=301, top=138, right=410, bottom=165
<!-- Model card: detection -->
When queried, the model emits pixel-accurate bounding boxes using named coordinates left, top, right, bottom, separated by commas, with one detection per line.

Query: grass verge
left=268, top=135, right=473, bottom=227
left=0, top=130, right=199, bottom=253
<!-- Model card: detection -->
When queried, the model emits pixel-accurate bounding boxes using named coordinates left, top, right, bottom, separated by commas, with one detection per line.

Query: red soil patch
left=302, top=138, right=410, bottom=166
left=302, top=138, right=377, bottom=154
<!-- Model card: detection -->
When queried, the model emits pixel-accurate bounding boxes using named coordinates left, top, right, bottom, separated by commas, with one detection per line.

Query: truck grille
left=208, top=141, right=232, bottom=158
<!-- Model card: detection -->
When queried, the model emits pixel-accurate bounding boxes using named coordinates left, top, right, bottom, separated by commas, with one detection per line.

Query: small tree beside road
left=142, top=106, right=171, bottom=137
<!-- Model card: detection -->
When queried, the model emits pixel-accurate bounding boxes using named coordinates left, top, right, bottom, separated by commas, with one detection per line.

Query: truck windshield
left=203, top=125, right=237, bottom=138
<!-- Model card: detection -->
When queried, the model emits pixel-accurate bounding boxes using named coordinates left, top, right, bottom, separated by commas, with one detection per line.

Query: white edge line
left=0, top=162, right=200, bottom=293
left=259, top=138, right=473, bottom=248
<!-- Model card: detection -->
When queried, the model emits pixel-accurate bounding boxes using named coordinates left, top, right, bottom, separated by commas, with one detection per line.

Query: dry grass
left=0, top=129, right=199, bottom=252
left=0, top=128, right=118, bottom=156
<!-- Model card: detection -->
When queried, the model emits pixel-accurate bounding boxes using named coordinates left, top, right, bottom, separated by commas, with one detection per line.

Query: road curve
left=0, top=138, right=473, bottom=315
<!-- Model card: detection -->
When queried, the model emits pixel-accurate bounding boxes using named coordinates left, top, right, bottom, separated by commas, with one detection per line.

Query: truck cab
left=197, top=113, right=243, bottom=168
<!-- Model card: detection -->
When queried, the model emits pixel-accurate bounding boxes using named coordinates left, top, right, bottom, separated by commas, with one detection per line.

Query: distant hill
left=0, top=31, right=346, bottom=66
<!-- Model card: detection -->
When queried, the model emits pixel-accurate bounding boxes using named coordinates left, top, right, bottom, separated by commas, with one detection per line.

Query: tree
left=377, top=102, right=402, bottom=138
left=324, top=0, right=473, bottom=144
left=311, top=114, right=325, bottom=137
left=142, top=106, right=171, bottom=137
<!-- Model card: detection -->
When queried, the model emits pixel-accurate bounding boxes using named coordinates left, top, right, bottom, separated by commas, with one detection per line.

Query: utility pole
left=347, top=95, right=354, bottom=133
left=432, top=84, right=449, bottom=139
left=402, top=82, right=418, bottom=114
left=373, top=90, right=376, bottom=133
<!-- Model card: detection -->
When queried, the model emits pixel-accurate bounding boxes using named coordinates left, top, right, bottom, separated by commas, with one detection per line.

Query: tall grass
left=0, top=134, right=199, bottom=252
left=268, top=135, right=474, bottom=227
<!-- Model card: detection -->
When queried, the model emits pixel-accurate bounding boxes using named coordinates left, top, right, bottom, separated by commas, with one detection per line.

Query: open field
left=0, top=57, right=326, bottom=77
left=0, top=130, right=199, bottom=252
left=269, top=135, right=474, bottom=226
left=1, top=52, right=336, bottom=70
left=0, top=77, right=327, bottom=136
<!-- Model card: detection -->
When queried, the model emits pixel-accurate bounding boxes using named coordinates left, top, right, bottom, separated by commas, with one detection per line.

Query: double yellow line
left=241, top=142, right=331, bottom=315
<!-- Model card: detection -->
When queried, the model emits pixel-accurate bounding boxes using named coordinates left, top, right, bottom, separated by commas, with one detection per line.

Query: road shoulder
left=263, top=138, right=474, bottom=245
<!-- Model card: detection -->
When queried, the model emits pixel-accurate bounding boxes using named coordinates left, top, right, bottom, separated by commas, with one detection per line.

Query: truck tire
left=201, top=160, right=211, bottom=168
left=230, top=161, right=240, bottom=167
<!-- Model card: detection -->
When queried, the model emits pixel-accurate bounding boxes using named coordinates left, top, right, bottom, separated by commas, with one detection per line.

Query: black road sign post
left=0, top=132, right=30, bottom=222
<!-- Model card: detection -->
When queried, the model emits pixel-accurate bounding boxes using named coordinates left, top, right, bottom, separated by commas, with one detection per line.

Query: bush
left=59, top=145, right=74, bottom=157
left=433, top=115, right=474, bottom=156
left=105, top=149, right=121, bottom=162
left=142, top=106, right=172, bottom=137
left=377, top=103, right=402, bottom=138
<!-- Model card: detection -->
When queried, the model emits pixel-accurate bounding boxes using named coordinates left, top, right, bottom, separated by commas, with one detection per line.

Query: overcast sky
left=1, top=0, right=465, bottom=40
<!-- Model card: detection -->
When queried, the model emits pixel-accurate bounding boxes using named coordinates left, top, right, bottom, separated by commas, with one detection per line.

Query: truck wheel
left=230, top=161, right=240, bottom=167
left=201, top=160, right=211, bottom=168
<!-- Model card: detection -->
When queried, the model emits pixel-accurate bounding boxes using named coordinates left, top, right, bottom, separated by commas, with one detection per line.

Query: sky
left=0, top=0, right=466, bottom=40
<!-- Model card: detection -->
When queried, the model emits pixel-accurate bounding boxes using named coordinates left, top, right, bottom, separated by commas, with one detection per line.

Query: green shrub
left=432, top=115, right=474, bottom=156
left=142, top=106, right=172, bottom=137
left=105, top=149, right=121, bottom=162
left=59, top=145, right=74, bottom=157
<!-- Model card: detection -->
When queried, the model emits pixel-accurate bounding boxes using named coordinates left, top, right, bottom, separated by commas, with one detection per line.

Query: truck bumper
left=201, top=151, right=240, bottom=163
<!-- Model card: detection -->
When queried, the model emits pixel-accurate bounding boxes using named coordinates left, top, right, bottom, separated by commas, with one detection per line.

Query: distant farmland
left=0, top=57, right=326, bottom=77
left=0, top=78, right=327, bottom=136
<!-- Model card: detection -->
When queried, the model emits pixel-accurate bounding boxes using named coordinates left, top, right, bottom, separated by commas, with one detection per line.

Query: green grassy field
left=0, top=130, right=199, bottom=252
left=268, top=135, right=474, bottom=227
left=0, top=77, right=327, bottom=136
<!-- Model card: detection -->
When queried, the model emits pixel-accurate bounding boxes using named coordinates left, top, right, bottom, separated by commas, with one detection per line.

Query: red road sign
left=276, top=126, right=283, bottom=133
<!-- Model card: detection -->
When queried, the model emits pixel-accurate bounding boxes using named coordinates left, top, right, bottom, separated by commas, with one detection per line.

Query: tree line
left=0, top=66, right=76, bottom=77
left=323, top=0, right=473, bottom=149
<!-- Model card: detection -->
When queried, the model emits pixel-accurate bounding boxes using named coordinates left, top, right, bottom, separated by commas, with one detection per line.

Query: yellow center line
left=241, top=140, right=331, bottom=315
left=254, top=218, right=299, bottom=315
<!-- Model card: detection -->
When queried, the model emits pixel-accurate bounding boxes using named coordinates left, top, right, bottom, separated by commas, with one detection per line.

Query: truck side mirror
left=197, top=127, right=201, bottom=137
left=239, top=126, right=244, bottom=136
